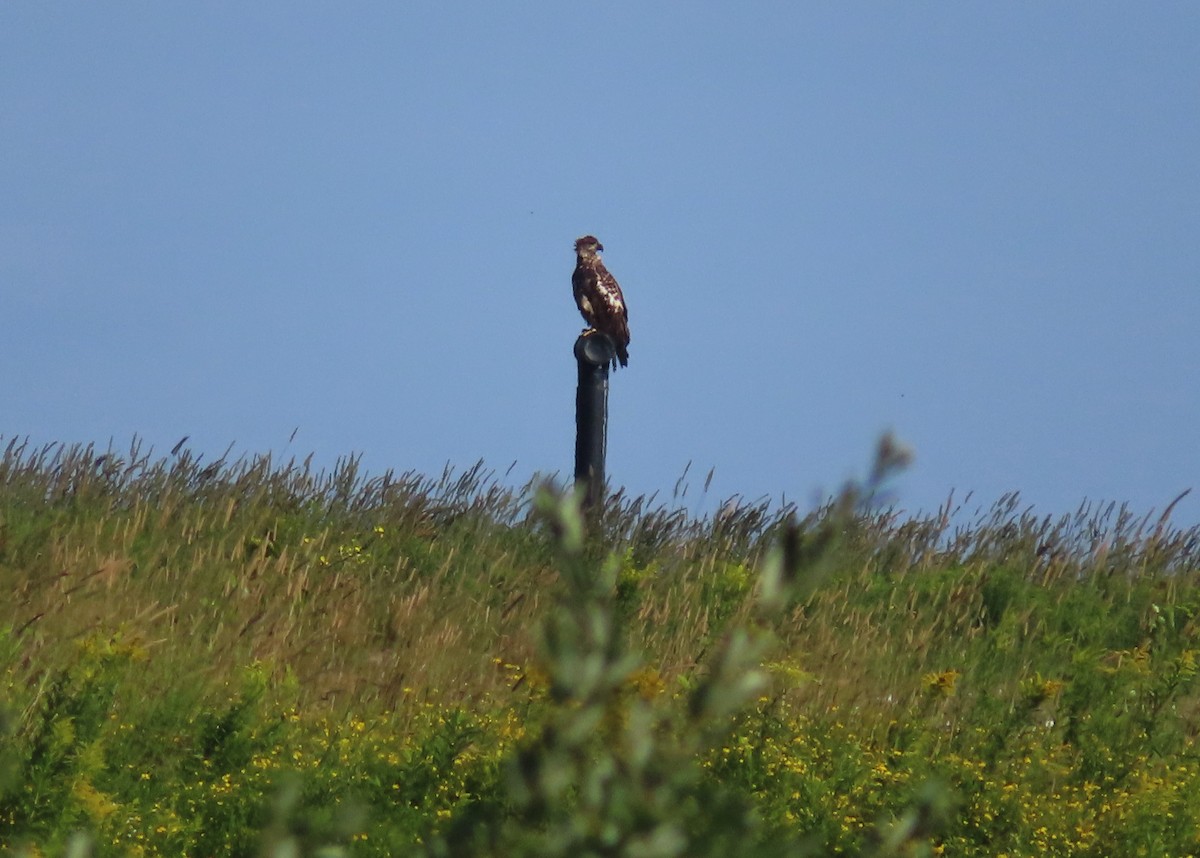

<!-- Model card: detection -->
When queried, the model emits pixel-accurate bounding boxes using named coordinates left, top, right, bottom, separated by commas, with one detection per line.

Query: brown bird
left=571, top=235, right=630, bottom=369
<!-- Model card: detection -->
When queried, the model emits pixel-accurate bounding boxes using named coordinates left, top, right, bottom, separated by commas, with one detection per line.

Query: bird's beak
left=597, top=243, right=605, bottom=252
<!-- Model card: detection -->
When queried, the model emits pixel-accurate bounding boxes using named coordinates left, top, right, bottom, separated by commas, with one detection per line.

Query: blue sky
left=4, top=5, right=1198, bottom=527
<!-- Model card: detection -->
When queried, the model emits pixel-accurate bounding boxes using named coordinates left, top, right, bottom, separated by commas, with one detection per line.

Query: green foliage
left=428, top=488, right=793, bottom=858
left=2, top=436, right=1200, bottom=855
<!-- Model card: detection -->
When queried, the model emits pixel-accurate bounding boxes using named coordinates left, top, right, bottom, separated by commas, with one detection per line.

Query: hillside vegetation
left=2, top=438, right=1200, bottom=856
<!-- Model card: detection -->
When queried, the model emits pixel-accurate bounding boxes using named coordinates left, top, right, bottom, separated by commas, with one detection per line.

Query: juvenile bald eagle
left=572, top=235, right=630, bottom=368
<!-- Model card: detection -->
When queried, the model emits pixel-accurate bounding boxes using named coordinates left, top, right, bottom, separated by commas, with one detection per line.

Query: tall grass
left=2, top=436, right=1200, bottom=855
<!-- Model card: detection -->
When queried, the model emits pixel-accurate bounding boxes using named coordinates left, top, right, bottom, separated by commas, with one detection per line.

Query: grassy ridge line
left=0, top=437, right=807, bottom=716
left=3, top=435, right=1198, bottom=727
left=2, top=438, right=1200, bottom=855
left=2, top=438, right=556, bottom=714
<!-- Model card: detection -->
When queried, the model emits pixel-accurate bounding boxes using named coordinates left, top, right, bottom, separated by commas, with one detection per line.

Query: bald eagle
left=571, top=235, right=630, bottom=369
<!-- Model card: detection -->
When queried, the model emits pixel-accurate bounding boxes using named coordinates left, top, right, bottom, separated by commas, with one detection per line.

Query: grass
left=1, top=436, right=1199, bottom=856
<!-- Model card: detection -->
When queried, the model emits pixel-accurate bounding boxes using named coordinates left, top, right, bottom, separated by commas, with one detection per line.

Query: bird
left=571, top=235, right=630, bottom=369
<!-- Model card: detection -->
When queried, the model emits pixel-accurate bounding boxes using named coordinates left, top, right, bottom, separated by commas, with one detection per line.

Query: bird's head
left=574, top=235, right=604, bottom=256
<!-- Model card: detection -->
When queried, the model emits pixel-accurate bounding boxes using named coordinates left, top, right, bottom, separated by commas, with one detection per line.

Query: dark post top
left=574, top=332, right=618, bottom=369
left=574, top=333, right=614, bottom=511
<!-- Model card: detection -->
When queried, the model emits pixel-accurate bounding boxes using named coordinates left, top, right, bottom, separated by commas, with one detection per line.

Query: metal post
left=574, top=334, right=614, bottom=510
